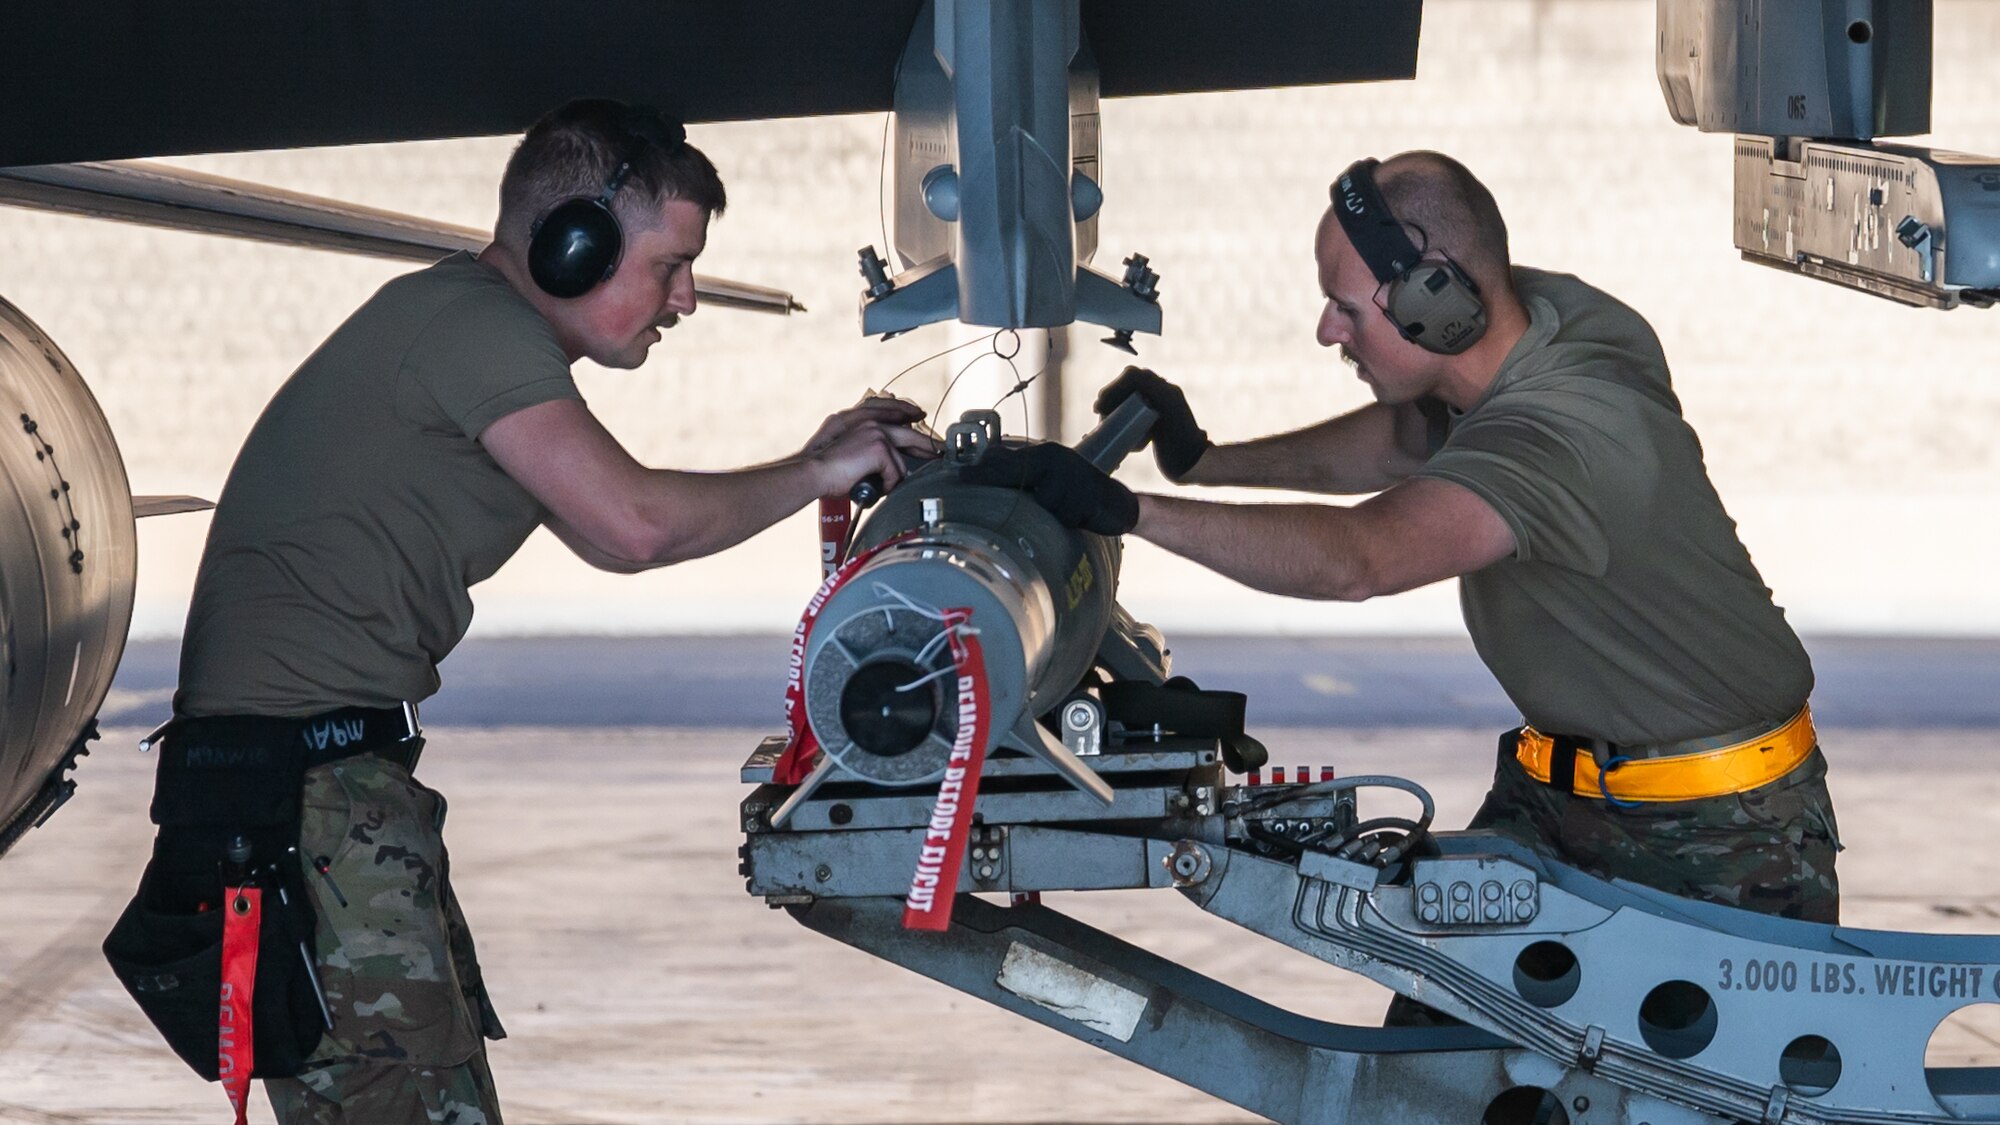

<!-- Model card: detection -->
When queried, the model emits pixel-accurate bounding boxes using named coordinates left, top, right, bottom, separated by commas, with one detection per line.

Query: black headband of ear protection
left=620, top=106, right=687, bottom=164
left=1330, top=158, right=1424, bottom=286
left=599, top=105, right=688, bottom=200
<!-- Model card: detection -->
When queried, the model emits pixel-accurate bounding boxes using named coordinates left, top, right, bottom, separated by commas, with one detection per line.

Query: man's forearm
left=1181, top=403, right=1426, bottom=494
left=1133, top=494, right=1382, bottom=601
left=623, top=459, right=825, bottom=567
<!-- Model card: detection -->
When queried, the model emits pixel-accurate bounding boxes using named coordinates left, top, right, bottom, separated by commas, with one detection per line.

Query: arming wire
left=933, top=346, right=998, bottom=419
left=870, top=582, right=983, bottom=694
left=930, top=328, right=1023, bottom=419
left=990, top=355, right=1047, bottom=437
left=879, top=330, right=999, bottom=397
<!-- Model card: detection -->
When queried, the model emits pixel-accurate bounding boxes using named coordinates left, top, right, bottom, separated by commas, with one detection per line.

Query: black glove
left=1093, top=366, right=1209, bottom=482
left=959, top=443, right=1139, bottom=535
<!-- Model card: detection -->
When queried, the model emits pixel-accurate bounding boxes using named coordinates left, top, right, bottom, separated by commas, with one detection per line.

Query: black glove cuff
left=1159, top=430, right=1210, bottom=482
left=1098, top=477, right=1140, bottom=536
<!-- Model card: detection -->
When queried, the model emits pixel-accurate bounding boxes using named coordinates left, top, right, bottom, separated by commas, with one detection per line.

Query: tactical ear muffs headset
left=1330, top=158, right=1488, bottom=356
left=527, top=105, right=689, bottom=299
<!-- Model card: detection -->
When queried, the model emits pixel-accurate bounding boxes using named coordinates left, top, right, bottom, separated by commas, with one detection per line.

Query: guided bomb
left=784, top=399, right=1163, bottom=813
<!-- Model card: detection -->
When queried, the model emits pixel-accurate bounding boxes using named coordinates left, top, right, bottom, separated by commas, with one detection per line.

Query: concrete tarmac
left=9, top=728, right=2000, bottom=1123
left=7, top=640, right=2000, bottom=1122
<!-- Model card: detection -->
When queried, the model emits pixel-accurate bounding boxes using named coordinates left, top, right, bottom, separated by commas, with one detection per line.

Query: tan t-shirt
left=177, top=253, right=578, bottom=717
left=1413, top=268, right=1812, bottom=746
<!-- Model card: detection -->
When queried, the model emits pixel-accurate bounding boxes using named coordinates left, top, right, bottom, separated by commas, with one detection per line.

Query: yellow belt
left=1514, top=706, right=1817, bottom=804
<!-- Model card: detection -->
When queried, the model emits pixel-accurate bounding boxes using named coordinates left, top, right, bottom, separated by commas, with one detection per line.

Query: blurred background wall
left=0, top=0, right=1994, bottom=639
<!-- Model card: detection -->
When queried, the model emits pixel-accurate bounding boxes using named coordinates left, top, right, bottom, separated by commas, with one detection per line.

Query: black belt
left=146, top=703, right=424, bottom=774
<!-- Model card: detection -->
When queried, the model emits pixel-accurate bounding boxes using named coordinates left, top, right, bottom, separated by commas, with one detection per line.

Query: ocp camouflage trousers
left=1471, top=738, right=1842, bottom=924
left=1385, top=738, right=1841, bottom=1028
left=265, top=750, right=506, bottom=1125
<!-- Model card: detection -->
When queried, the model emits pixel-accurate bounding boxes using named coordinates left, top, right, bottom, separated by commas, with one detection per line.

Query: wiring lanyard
left=816, top=496, right=855, bottom=581
left=774, top=527, right=916, bottom=785
left=218, top=881, right=262, bottom=1125
left=900, top=606, right=989, bottom=932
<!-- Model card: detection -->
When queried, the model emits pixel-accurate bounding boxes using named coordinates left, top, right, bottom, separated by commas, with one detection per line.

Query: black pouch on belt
left=102, top=719, right=328, bottom=1081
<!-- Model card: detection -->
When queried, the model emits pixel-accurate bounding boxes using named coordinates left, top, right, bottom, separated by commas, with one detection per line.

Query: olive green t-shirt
left=1413, top=268, right=1812, bottom=746
left=177, top=252, right=579, bottom=717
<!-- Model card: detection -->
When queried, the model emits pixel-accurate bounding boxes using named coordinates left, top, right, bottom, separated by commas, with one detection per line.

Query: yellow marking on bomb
left=1064, top=555, right=1095, bottom=611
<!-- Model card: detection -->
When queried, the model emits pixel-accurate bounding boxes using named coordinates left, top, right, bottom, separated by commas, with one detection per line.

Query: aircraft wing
left=132, top=496, right=216, bottom=518
left=0, top=1, right=1420, bottom=166
left=0, top=162, right=804, bottom=313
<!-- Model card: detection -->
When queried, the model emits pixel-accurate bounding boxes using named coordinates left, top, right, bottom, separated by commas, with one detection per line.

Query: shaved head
left=1371, top=151, right=1513, bottom=299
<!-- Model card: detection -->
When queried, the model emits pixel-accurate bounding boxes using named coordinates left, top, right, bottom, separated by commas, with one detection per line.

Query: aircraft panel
left=0, top=1, right=1421, bottom=166
left=0, top=298, right=136, bottom=856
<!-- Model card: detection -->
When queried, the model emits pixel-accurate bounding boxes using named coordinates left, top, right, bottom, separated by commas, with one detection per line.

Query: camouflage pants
left=1469, top=739, right=1842, bottom=923
left=265, top=750, right=506, bottom=1124
left=1385, top=737, right=1842, bottom=1027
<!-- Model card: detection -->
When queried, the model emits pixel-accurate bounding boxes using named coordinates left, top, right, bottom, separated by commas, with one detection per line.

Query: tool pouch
left=102, top=727, right=327, bottom=1081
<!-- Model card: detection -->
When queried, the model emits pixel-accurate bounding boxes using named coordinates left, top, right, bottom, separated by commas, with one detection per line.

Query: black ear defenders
left=527, top=106, right=689, bottom=299
left=1330, top=158, right=1488, bottom=356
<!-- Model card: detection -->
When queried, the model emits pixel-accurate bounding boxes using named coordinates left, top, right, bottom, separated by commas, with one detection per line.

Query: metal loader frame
left=743, top=735, right=2000, bottom=1124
